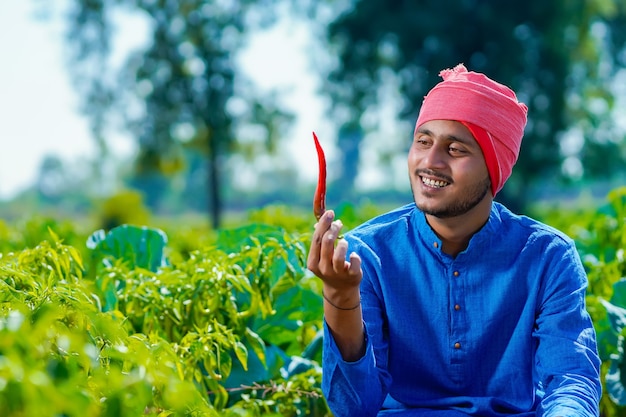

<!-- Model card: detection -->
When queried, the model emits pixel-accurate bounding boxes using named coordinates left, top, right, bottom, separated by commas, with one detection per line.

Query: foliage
left=0, top=236, right=214, bottom=416
left=87, top=224, right=169, bottom=273
left=96, top=190, right=152, bottom=231
left=0, top=216, right=87, bottom=255
left=4, top=188, right=626, bottom=415
left=321, top=0, right=626, bottom=211
left=0, top=219, right=330, bottom=416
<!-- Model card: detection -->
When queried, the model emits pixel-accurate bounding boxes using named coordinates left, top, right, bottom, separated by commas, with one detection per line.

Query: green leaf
left=87, top=224, right=168, bottom=272
left=233, top=341, right=248, bottom=371
left=611, top=279, right=626, bottom=309
left=606, top=336, right=626, bottom=406
left=224, top=343, right=288, bottom=390
left=244, top=328, right=266, bottom=367
left=253, top=286, right=322, bottom=350
left=600, top=298, right=626, bottom=335
left=215, top=224, right=285, bottom=254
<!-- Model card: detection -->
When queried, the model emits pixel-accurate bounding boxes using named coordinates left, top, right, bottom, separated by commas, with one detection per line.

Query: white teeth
left=422, top=177, right=448, bottom=188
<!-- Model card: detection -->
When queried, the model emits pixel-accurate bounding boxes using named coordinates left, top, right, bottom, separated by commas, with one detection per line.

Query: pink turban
left=414, top=64, right=528, bottom=196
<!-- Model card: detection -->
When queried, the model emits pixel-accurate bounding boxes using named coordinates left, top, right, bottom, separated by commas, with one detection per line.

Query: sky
left=0, top=2, right=100, bottom=199
left=0, top=2, right=333, bottom=200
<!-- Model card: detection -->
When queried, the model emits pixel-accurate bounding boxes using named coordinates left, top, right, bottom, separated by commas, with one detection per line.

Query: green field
left=1, top=188, right=625, bottom=416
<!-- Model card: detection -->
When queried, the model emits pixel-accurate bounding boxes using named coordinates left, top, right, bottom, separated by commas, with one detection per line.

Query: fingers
left=306, top=209, right=342, bottom=274
left=306, top=210, right=334, bottom=273
left=333, top=238, right=348, bottom=272
left=334, top=238, right=359, bottom=275
left=307, top=211, right=362, bottom=286
left=319, top=218, right=344, bottom=273
left=347, top=251, right=362, bottom=275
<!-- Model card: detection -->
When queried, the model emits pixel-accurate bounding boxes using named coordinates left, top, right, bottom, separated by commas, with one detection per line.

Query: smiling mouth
left=421, top=176, right=450, bottom=188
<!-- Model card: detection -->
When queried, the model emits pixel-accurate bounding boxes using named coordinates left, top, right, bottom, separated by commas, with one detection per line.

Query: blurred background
left=2, top=0, right=626, bottom=230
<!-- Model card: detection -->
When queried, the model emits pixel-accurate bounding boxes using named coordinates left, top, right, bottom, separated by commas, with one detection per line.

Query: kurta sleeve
left=321, top=236, right=392, bottom=417
left=534, top=240, right=602, bottom=417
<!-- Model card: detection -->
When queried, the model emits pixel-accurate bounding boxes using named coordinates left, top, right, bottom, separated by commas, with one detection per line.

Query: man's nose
left=422, top=145, right=448, bottom=169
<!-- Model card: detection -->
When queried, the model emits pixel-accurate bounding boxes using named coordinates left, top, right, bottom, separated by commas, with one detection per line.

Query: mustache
left=415, top=169, right=453, bottom=184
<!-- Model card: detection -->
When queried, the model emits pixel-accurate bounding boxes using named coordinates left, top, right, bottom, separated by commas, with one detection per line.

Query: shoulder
left=488, top=204, right=587, bottom=294
left=347, top=203, right=417, bottom=238
left=491, top=202, right=577, bottom=253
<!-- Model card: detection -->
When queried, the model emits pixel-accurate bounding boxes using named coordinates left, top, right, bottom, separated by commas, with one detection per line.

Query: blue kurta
left=322, top=202, right=601, bottom=417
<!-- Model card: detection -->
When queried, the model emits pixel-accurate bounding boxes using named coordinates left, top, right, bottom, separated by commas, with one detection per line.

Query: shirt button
left=454, top=342, right=461, bottom=349
left=454, top=304, right=461, bottom=311
left=433, top=242, right=439, bottom=248
left=453, top=271, right=460, bottom=277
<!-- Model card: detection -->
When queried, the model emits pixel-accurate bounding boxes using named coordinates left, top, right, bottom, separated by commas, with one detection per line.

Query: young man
left=307, top=64, right=601, bottom=416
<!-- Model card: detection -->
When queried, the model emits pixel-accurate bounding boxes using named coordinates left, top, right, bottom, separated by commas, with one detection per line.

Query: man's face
left=408, top=119, right=491, bottom=219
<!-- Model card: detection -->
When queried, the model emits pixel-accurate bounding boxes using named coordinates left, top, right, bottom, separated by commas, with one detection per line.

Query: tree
left=58, top=0, right=296, bottom=228
left=320, top=0, right=626, bottom=210
left=36, top=155, right=68, bottom=203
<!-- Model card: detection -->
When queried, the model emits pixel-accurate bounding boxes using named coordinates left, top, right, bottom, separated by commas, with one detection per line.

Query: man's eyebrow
left=415, top=127, right=432, bottom=136
left=415, top=127, right=474, bottom=145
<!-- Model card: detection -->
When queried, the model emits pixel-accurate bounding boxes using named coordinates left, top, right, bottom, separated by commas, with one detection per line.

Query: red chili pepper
left=312, top=131, right=326, bottom=220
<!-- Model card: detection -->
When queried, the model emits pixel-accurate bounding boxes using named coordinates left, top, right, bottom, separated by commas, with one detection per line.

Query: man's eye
left=449, top=146, right=466, bottom=154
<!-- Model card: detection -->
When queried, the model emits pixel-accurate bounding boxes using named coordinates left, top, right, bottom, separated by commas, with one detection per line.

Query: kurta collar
left=411, top=202, right=503, bottom=262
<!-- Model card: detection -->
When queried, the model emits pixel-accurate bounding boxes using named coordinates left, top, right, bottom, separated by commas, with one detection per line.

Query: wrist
left=322, top=286, right=361, bottom=311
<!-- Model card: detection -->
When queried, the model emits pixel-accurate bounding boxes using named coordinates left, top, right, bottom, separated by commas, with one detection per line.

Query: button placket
left=450, top=268, right=465, bottom=355
left=453, top=270, right=461, bottom=312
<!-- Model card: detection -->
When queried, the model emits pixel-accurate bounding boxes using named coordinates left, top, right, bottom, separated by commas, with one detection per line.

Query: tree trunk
left=207, top=137, right=222, bottom=230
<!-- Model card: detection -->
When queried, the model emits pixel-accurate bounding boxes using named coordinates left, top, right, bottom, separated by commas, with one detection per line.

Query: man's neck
left=425, top=198, right=493, bottom=257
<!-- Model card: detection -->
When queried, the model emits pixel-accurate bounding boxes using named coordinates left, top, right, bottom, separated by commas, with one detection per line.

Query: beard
left=413, top=173, right=491, bottom=218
